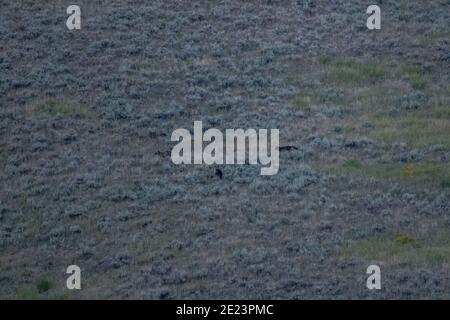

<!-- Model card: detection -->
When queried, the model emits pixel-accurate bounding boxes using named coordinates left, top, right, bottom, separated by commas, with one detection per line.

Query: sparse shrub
left=286, top=176, right=308, bottom=193
left=401, top=149, right=423, bottom=162
left=35, top=276, right=52, bottom=294
left=321, top=88, right=346, bottom=105
left=245, top=208, right=258, bottom=223
left=397, top=91, right=429, bottom=111
left=88, top=39, right=116, bottom=54
left=124, top=44, right=142, bottom=56
left=104, top=99, right=134, bottom=120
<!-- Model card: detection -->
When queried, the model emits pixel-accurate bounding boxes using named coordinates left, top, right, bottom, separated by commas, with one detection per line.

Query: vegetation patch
left=343, top=159, right=363, bottom=169
left=29, top=99, right=87, bottom=116
left=35, top=276, right=52, bottom=294
left=324, top=161, right=450, bottom=189
left=341, top=232, right=450, bottom=267
left=420, top=30, right=450, bottom=43
left=394, top=232, right=416, bottom=245
left=16, top=275, right=59, bottom=300
left=400, top=63, right=427, bottom=90
left=293, top=87, right=346, bottom=110
left=294, top=95, right=317, bottom=109
left=367, top=105, right=450, bottom=148
left=320, top=56, right=385, bottom=87
left=440, top=177, right=450, bottom=189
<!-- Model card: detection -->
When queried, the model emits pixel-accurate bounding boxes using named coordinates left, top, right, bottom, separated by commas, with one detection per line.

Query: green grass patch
left=318, top=55, right=332, bottom=65
left=320, top=57, right=385, bottom=87
left=293, top=87, right=346, bottom=110
left=15, top=274, right=71, bottom=300
left=35, top=276, right=52, bottom=294
left=16, top=286, right=69, bottom=300
left=16, top=275, right=55, bottom=300
left=294, top=95, right=317, bottom=109
left=368, top=105, right=450, bottom=148
left=440, top=178, right=450, bottom=189
left=394, top=232, right=416, bottom=245
left=30, top=99, right=87, bottom=116
left=410, top=74, right=427, bottom=90
left=16, top=287, right=40, bottom=300
left=343, top=159, right=363, bottom=169
left=400, top=63, right=422, bottom=76
left=324, top=161, right=450, bottom=189
left=400, top=63, right=427, bottom=90
left=420, top=30, right=450, bottom=43
left=341, top=232, right=450, bottom=266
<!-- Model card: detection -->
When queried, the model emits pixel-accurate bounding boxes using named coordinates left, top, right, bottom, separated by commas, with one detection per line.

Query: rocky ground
left=0, top=0, right=449, bottom=299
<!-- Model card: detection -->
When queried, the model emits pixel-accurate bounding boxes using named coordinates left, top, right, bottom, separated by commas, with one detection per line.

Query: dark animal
left=279, top=145, right=298, bottom=152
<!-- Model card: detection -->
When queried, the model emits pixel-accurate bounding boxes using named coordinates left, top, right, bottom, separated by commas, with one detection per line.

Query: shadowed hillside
left=0, top=0, right=449, bottom=299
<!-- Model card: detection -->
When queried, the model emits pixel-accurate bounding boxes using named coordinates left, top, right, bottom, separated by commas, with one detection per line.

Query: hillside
left=0, top=0, right=449, bottom=299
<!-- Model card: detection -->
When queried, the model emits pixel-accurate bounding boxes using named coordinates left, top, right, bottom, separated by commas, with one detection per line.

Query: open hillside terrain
left=0, top=0, right=449, bottom=299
